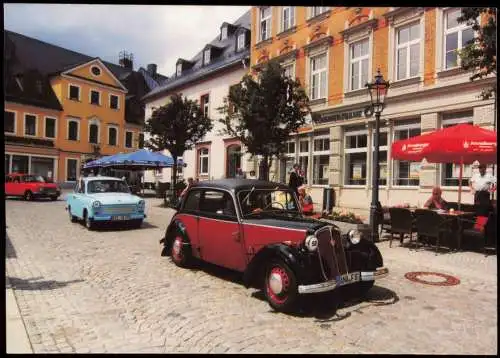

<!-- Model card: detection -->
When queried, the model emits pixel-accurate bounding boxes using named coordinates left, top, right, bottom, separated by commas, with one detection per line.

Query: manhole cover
left=404, top=272, right=460, bottom=286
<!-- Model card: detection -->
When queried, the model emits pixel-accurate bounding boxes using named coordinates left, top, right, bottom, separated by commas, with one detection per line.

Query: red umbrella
left=391, top=123, right=497, bottom=208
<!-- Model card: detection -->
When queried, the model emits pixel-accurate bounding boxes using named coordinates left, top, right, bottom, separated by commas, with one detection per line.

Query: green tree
left=218, top=61, right=310, bottom=180
left=145, top=93, right=213, bottom=202
left=458, top=7, right=497, bottom=99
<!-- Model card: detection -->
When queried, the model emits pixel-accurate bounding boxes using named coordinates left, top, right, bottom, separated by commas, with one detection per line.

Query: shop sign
left=409, top=162, right=420, bottom=178
left=352, top=163, right=363, bottom=179
left=315, top=108, right=365, bottom=124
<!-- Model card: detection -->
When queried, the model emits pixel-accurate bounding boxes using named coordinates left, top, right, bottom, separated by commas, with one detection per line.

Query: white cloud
left=3, top=4, right=250, bottom=76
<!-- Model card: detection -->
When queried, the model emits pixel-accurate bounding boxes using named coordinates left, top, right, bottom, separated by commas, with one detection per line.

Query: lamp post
left=365, top=68, right=390, bottom=242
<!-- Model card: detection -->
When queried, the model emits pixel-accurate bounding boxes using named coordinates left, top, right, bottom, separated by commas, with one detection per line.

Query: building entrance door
left=226, top=145, right=241, bottom=178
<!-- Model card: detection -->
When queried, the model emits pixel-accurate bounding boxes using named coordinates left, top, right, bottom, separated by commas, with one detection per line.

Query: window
left=221, top=26, right=228, bottom=40
left=91, top=66, right=101, bottom=76
left=5, top=155, right=10, bottom=174
left=200, top=190, right=235, bottom=217
left=90, top=90, right=100, bottom=105
left=396, top=22, right=420, bottom=80
left=125, top=131, right=133, bottom=148
left=204, top=49, right=211, bottom=65
left=184, top=190, right=201, bottom=211
left=260, top=6, right=272, bottom=41
left=138, top=133, right=144, bottom=149
left=108, top=127, right=117, bottom=146
left=45, top=117, right=56, bottom=138
left=24, top=114, right=36, bottom=136
left=285, top=141, right=295, bottom=154
left=393, top=124, right=421, bottom=186
left=310, top=53, right=327, bottom=100
left=345, top=132, right=368, bottom=185
left=441, top=111, right=474, bottom=186
left=69, top=85, right=80, bottom=101
left=31, top=157, right=55, bottom=180
left=313, top=135, right=330, bottom=185
left=5, top=111, right=15, bottom=134
left=282, top=62, right=295, bottom=79
left=66, top=159, right=78, bottom=182
left=201, top=94, right=210, bottom=117
left=237, top=33, right=246, bottom=51
left=282, top=6, right=295, bottom=32
left=310, top=7, right=329, bottom=18
left=89, top=123, right=99, bottom=144
left=12, top=155, right=29, bottom=173
left=444, top=8, right=474, bottom=69
left=198, top=148, right=209, bottom=175
left=299, top=139, right=309, bottom=184
left=371, top=131, right=388, bottom=186
left=109, top=94, right=119, bottom=110
left=176, top=63, right=182, bottom=76
left=349, top=39, right=369, bottom=91
left=68, top=119, right=79, bottom=141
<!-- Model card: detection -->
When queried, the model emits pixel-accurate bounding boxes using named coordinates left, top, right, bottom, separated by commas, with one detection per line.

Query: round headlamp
left=92, top=201, right=102, bottom=209
left=304, top=235, right=319, bottom=252
left=137, top=200, right=145, bottom=210
left=347, top=229, right=361, bottom=245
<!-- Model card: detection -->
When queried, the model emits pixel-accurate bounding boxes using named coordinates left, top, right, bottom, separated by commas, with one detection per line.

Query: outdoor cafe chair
left=460, top=210, right=497, bottom=256
left=413, top=209, right=454, bottom=254
left=388, top=207, right=415, bottom=248
left=376, top=202, right=392, bottom=238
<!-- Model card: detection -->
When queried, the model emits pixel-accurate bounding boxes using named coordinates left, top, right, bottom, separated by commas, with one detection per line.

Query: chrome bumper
left=298, top=267, right=389, bottom=294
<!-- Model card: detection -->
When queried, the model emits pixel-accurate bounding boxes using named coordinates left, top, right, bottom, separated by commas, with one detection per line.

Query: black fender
left=243, top=243, right=303, bottom=289
left=344, top=238, right=384, bottom=271
left=160, top=217, right=191, bottom=257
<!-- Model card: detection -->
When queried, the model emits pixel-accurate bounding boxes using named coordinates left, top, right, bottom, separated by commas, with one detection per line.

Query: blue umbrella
left=84, top=149, right=182, bottom=169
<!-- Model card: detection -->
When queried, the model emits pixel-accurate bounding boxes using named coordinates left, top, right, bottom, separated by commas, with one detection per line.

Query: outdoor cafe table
left=406, top=208, right=475, bottom=251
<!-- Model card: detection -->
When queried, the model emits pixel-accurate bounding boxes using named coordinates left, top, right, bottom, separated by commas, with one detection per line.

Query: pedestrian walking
left=288, top=163, right=303, bottom=196
left=469, top=163, right=496, bottom=216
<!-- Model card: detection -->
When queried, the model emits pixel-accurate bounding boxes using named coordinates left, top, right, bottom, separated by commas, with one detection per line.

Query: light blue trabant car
left=66, top=176, right=146, bottom=230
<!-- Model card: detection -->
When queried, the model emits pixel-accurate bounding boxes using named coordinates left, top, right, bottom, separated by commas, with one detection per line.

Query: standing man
left=288, top=163, right=303, bottom=196
left=469, top=163, right=496, bottom=215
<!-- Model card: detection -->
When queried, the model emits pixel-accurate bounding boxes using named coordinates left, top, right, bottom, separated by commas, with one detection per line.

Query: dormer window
left=237, top=33, right=246, bottom=51
left=221, top=26, right=228, bottom=40
left=204, top=49, right=211, bottom=65
left=176, top=63, right=182, bottom=76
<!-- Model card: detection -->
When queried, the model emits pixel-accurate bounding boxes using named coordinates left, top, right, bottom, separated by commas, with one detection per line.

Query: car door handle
left=232, top=231, right=241, bottom=242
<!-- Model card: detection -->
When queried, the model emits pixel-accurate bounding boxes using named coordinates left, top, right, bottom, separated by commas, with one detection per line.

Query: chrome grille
left=100, top=204, right=137, bottom=215
left=315, top=226, right=349, bottom=281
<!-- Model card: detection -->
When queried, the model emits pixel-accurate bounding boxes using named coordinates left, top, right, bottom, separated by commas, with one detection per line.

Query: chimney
left=147, top=63, right=157, bottom=77
left=119, top=51, right=134, bottom=70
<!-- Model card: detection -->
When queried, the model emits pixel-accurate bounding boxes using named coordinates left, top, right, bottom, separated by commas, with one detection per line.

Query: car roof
left=191, top=179, right=290, bottom=192
left=83, top=176, right=124, bottom=182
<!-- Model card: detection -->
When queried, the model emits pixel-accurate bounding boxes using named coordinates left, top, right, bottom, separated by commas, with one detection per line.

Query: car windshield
left=22, top=175, right=45, bottom=183
left=87, top=180, right=130, bottom=194
left=238, top=188, right=299, bottom=217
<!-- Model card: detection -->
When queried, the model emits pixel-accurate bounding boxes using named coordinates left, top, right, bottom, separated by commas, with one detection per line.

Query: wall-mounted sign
left=314, top=108, right=365, bottom=124
left=352, top=162, right=363, bottom=179
left=409, top=162, right=420, bottom=178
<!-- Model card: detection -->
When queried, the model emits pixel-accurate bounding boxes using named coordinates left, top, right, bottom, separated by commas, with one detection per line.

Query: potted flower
left=320, top=209, right=373, bottom=241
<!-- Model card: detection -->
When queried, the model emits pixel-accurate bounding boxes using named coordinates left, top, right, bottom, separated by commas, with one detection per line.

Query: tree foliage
left=145, top=93, right=213, bottom=199
left=218, top=61, right=310, bottom=180
left=458, top=7, right=497, bottom=99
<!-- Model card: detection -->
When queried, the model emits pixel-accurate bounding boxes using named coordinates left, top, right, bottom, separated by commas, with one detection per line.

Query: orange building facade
left=251, top=7, right=496, bottom=211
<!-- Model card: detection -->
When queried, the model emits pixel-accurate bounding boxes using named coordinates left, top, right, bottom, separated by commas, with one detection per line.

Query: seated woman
left=298, top=186, right=314, bottom=216
left=423, top=186, right=449, bottom=210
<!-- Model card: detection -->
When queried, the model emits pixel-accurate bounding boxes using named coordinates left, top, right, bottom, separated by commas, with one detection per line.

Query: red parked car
left=5, top=173, right=61, bottom=201
left=160, top=179, right=389, bottom=313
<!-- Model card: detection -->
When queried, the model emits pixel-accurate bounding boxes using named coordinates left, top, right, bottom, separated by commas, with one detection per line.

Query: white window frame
left=43, top=116, right=57, bottom=139
left=221, top=26, right=228, bottom=40
left=65, top=157, right=79, bottom=182
left=109, top=94, right=120, bottom=110
left=198, top=148, right=210, bottom=175
left=107, top=125, right=119, bottom=146
left=281, top=6, right=295, bottom=32
left=392, top=122, right=421, bottom=188
left=259, top=6, right=272, bottom=42
left=88, top=120, right=100, bottom=144
left=201, top=94, right=210, bottom=117
left=176, top=63, right=182, bottom=76
left=237, top=33, right=246, bottom=51
left=344, top=129, right=368, bottom=187
left=89, top=89, right=101, bottom=106
left=23, top=113, right=38, bottom=137
left=309, top=7, right=329, bottom=19
left=125, top=130, right=134, bottom=148
left=285, top=140, right=296, bottom=157
left=67, top=117, right=80, bottom=141
left=312, top=134, right=330, bottom=186
left=443, top=8, right=475, bottom=70
left=349, top=38, right=370, bottom=91
left=68, top=83, right=81, bottom=101
left=369, top=128, right=389, bottom=188
left=309, top=52, right=328, bottom=100
left=5, top=110, right=17, bottom=134
left=395, top=21, right=421, bottom=80
left=204, top=49, right=211, bottom=65
left=282, top=61, right=296, bottom=79
left=90, top=65, right=102, bottom=77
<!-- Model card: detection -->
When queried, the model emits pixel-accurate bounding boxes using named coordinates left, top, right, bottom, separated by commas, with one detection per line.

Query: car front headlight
left=92, top=201, right=101, bottom=209
left=347, top=229, right=361, bottom=245
left=137, top=200, right=145, bottom=210
left=304, top=235, right=319, bottom=252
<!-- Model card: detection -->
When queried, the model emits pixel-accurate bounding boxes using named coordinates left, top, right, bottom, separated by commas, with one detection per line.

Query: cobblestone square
left=5, top=195, right=497, bottom=354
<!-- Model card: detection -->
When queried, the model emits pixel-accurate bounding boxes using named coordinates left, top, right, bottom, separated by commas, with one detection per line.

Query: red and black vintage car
left=161, top=179, right=388, bottom=312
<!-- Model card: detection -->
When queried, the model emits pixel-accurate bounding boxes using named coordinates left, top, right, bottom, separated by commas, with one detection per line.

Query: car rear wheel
left=50, top=196, right=58, bottom=201
left=84, top=211, right=94, bottom=230
left=132, top=219, right=143, bottom=229
left=170, top=234, right=191, bottom=268
left=68, top=206, right=78, bottom=223
left=264, top=259, right=298, bottom=313
left=24, top=191, right=33, bottom=201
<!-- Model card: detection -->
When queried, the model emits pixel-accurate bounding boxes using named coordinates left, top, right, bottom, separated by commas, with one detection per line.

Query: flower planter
left=319, top=218, right=374, bottom=242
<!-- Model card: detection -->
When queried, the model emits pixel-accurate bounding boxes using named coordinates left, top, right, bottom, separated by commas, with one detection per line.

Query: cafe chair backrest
left=389, top=207, right=413, bottom=233
left=414, top=209, right=446, bottom=237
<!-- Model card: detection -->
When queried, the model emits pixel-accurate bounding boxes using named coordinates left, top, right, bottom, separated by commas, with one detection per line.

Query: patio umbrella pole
left=458, top=157, right=463, bottom=211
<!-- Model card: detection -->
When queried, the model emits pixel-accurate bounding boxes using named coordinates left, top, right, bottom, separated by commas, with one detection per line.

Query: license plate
left=111, top=215, right=128, bottom=221
left=338, top=272, right=360, bottom=285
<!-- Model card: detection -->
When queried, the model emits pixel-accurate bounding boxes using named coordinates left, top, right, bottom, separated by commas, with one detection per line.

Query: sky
left=3, top=4, right=251, bottom=77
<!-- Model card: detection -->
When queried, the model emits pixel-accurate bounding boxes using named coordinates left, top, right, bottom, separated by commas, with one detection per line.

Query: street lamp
left=365, top=68, right=390, bottom=242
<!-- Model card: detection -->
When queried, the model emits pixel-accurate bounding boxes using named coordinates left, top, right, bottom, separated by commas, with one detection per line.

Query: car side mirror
left=216, top=210, right=223, bottom=215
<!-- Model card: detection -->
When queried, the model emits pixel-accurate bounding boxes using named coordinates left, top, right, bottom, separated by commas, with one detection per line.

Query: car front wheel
left=170, top=235, right=191, bottom=268
left=264, top=259, right=298, bottom=313
left=84, top=211, right=94, bottom=230
left=68, top=206, right=78, bottom=223
left=24, top=191, right=33, bottom=201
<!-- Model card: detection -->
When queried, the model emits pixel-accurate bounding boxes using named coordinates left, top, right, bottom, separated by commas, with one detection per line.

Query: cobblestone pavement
left=5, top=196, right=497, bottom=354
